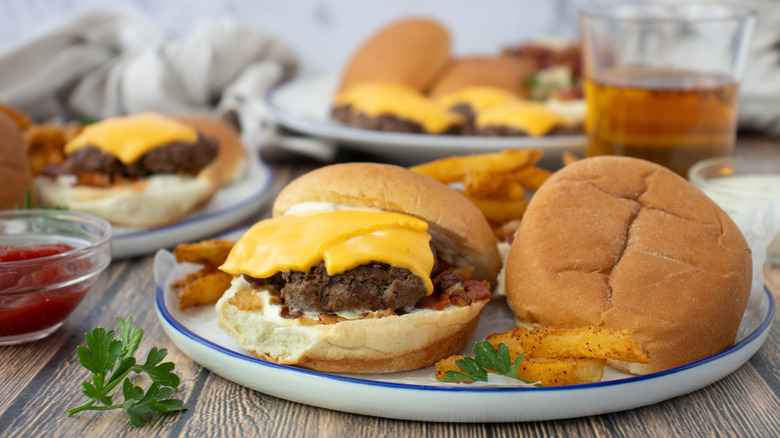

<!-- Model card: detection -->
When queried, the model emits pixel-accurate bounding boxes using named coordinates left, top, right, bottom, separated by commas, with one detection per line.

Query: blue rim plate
left=110, top=155, right=273, bottom=259
left=153, top=248, right=774, bottom=422
left=263, top=74, right=586, bottom=166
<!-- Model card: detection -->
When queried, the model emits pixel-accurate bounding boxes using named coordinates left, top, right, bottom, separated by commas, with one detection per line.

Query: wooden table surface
left=2, top=137, right=779, bottom=437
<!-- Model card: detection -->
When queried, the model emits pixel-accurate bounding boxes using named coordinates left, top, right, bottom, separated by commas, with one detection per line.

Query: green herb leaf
left=436, top=341, right=538, bottom=385
left=67, top=316, right=187, bottom=427
left=440, top=370, right=477, bottom=383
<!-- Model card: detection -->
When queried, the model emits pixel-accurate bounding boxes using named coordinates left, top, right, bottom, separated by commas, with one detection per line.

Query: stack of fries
left=436, top=326, right=648, bottom=386
left=171, top=239, right=235, bottom=310
left=410, top=149, right=552, bottom=231
left=1, top=102, right=84, bottom=176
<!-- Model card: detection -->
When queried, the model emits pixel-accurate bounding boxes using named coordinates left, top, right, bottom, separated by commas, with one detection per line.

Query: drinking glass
left=580, top=2, right=756, bottom=176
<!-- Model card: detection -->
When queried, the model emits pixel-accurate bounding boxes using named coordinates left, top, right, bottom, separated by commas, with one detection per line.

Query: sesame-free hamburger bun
left=34, top=113, right=246, bottom=228
left=504, top=156, right=752, bottom=374
left=216, top=163, right=501, bottom=373
left=337, top=18, right=452, bottom=94
left=428, top=56, right=534, bottom=99
left=0, top=112, right=32, bottom=209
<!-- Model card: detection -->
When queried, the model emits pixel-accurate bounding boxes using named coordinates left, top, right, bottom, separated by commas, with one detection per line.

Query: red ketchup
left=0, top=243, right=90, bottom=338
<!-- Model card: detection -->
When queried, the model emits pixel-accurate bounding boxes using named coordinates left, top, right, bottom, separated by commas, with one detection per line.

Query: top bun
left=273, top=162, right=501, bottom=284
left=337, top=18, right=451, bottom=94
left=504, top=156, right=752, bottom=374
left=429, top=56, right=534, bottom=98
left=0, top=112, right=32, bottom=209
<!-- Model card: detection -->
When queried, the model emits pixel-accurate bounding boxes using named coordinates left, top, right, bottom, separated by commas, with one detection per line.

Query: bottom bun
left=34, top=173, right=216, bottom=228
left=216, top=277, right=486, bottom=374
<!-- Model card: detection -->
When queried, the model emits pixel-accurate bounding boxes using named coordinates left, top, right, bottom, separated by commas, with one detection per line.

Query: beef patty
left=65, top=134, right=218, bottom=179
left=244, top=261, right=428, bottom=314
left=331, top=105, right=462, bottom=135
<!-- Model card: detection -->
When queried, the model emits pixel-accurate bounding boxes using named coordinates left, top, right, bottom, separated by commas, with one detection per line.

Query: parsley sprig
left=439, top=341, right=538, bottom=385
left=66, top=316, right=187, bottom=427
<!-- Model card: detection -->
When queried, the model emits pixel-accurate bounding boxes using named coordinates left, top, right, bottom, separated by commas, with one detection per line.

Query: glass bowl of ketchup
left=0, top=209, right=112, bottom=345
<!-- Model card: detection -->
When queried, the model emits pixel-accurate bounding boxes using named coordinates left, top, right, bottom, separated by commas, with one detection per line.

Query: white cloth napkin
left=0, top=8, right=337, bottom=161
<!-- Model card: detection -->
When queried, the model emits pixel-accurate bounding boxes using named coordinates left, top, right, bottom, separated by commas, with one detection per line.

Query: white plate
left=263, top=75, right=586, bottom=166
left=111, top=155, right=273, bottom=259
left=153, top=247, right=774, bottom=422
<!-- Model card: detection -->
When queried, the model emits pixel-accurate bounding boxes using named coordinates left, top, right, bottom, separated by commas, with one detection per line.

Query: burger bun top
left=504, top=156, right=752, bottom=374
left=337, top=18, right=451, bottom=94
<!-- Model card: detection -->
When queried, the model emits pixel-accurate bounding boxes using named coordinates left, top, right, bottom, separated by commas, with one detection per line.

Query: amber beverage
left=585, top=68, right=739, bottom=176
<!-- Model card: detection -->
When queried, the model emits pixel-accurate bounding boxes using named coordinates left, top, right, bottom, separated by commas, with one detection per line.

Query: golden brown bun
left=504, top=156, right=752, bottom=374
left=33, top=114, right=246, bottom=228
left=273, top=162, right=501, bottom=283
left=216, top=278, right=486, bottom=373
left=429, top=56, right=535, bottom=99
left=337, top=18, right=451, bottom=94
left=0, top=112, right=32, bottom=209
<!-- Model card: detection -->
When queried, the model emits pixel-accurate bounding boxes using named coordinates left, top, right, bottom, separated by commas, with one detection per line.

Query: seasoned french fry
left=462, top=194, right=529, bottom=225
left=410, top=149, right=543, bottom=183
left=487, top=326, right=648, bottom=363
left=24, top=123, right=83, bottom=175
left=176, top=270, right=233, bottom=310
left=173, top=239, right=234, bottom=266
left=562, top=151, right=580, bottom=166
left=172, top=239, right=237, bottom=310
left=435, top=355, right=468, bottom=382
left=463, top=170, right=528, bottom=200
left=518, top=358, right=606, bottom=386
left=504, top=166, right=553, bottom=191
left=437, top=324, right=647, bottom=387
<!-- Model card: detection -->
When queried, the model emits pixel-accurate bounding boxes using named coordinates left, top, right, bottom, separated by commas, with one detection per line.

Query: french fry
left=172, top=239, right=236, bottom=310
left=435, top=355, right=468, bottom=382
left=518, top=358, right=606, bottom=386
left=173, top=239, right=234, bottom=266
left=435, top=325, right=648, bottom=387
left=0, top=102, right=33, bottom=130
left=486, top=326, right=648, bottom=363
left=24, top=123, right=82, bottom=176
left=562, top=151, right=580, bottom=166
left=503, top=166, right=553, bottom=191
left=463, top=170, right=528, bottom=200
left=410, top=149, right=543, bottom=183
left=462, top=194, right=529, bottom=225
left=175, top=270, right=233, bottom=310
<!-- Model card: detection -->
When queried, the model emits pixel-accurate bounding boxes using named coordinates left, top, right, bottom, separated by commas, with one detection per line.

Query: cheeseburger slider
left=34, top=113, right=246, bottom=228
left=216, top=163, right=501, bottom=373
left=331, top=83, right=463, bottom=134
left=504, top=156, right=752, bottom=374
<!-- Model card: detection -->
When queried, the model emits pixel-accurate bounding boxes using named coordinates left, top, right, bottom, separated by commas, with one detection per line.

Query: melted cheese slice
left=64, top=112, right=199, bottom=164
left=220, top=210, right=435, bottom=294
left=437, top=86, right=520, bottom=113
left=334, top=83, right=463, bottom=134
left=476, top=101, right=566, bottom=136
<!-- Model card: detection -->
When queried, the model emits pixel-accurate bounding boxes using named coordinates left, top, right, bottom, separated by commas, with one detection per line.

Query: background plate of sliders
left=264, top=18, right=586, bottom=166
left=154, top=252, right=774, bottom=422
